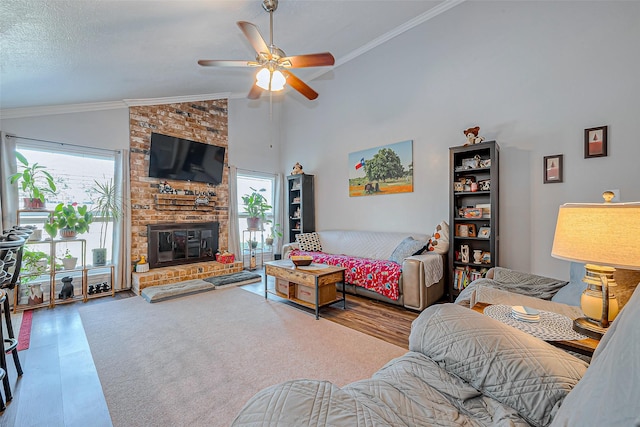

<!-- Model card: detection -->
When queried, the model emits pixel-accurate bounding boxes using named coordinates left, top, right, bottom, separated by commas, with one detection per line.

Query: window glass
left=15, top=145, right=116, bottom=261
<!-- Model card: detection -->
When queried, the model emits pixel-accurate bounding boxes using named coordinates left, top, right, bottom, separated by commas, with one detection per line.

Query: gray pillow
left=551, top=262, right=586, bottom=306
left=410, top=304, right=588, bottom=427
left=389, top=237, right=427, bottom=264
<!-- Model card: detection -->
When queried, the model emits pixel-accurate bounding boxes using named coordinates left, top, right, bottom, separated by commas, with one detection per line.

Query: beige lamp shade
left=551, top=202, right=640, bottom=270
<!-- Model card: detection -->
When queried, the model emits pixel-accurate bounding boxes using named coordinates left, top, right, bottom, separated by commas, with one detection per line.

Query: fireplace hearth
left=147, top=222, right=219, bottom=269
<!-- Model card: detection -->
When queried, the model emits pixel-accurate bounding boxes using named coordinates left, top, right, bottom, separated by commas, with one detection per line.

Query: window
left=237, top=172, right=276, bottom=260
left=14, top=143, right=117, bottom=262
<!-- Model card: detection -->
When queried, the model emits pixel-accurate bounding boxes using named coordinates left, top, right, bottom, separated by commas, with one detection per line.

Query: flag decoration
left=354, top=157, right=365, bottom=170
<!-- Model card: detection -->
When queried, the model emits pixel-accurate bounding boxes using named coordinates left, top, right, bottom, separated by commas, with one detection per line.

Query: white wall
left=279, top=1, right=640, bottom=280
left=1, top=108, right=130, bottom=150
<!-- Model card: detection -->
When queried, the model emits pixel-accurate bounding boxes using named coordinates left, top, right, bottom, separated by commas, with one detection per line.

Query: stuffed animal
left=291, top=162, right=304, bottom=175
left=59, top=276, right=74, bottom=299
left=463, top=126, right=485, bottom=145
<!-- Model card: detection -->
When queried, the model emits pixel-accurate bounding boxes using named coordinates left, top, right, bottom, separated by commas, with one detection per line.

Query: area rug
left=79, top=287, right=405, bottom=427
left=17, top=309, right=32, bottom=351
left=203, top=270, right=262, bottom=289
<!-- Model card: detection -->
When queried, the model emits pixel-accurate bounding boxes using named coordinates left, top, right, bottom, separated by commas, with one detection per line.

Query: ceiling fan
left=198, top=0, right=335, bottom=101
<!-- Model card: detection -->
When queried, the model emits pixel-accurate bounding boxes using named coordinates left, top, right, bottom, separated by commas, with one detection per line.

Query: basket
left=216, top=253, right=235, bottom=264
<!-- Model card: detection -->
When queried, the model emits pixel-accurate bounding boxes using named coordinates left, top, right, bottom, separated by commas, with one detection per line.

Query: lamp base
left=572, top=317, right=606, bottom=340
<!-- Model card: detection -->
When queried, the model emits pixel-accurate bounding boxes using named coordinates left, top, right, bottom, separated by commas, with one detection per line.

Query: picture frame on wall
left=584, top=125, right=608, bottom=158
left=543, top=154, right=563, bottom=184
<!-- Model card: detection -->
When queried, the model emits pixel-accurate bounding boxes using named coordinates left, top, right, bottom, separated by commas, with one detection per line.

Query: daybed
left=233, top=283, right=640, bottom=426
left=282, top=228, right=448, bottom=311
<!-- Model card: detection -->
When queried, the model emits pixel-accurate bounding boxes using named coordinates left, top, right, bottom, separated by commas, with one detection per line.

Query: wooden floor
left=1, top=270, right=419, bottom=425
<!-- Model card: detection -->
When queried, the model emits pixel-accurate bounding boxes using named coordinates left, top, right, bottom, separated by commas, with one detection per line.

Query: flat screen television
left=148, top=133, right=225, bottom=185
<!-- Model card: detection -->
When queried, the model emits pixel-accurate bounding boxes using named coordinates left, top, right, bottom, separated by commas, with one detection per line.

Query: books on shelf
left=453, top=266, right=487, bottom=290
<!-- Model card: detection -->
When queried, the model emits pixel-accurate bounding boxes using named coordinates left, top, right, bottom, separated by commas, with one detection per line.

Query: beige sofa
left=282, top=230, right=445, bottom=311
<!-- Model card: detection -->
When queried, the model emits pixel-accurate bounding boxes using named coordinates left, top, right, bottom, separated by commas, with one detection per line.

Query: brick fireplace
left=129, top=99, right=240, bottom=292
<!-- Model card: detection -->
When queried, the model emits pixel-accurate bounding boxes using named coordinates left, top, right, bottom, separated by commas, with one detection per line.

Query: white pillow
left=295, top=232, right=322, bottom=252
left=427, top=221, right=449, bottom=254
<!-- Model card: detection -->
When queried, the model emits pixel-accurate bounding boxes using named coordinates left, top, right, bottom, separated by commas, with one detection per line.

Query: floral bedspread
left=290, top=250, right=402, bottom=301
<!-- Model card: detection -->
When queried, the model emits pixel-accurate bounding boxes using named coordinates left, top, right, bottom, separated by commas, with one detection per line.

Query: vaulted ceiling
left=1, top=0, right=460, bottom=112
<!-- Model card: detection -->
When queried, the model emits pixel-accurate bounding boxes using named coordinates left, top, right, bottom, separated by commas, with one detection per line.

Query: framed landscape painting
left=348, top=140, right=413, bottom=197
left=584, top=125, right=608, bottom=158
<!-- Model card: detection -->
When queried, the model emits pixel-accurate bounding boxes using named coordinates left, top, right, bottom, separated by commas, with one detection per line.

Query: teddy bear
left=463, top=126, right=485, bottom=145
left=291, top=162, right=304, bottom=175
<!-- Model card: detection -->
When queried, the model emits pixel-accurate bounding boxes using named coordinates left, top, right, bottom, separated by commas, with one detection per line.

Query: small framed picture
left=584, top=125, right=607, bottom=158
left=481, top=251, right=491, bottom=264
left=455, top=223, right=477, bottom=238
left=463, top=208, right=483, bottom=218
left=477, top=227, right=491, bottom=238
left=454, top=182, right=464, bottom=192
left=543, top=154, right=563, bottom=184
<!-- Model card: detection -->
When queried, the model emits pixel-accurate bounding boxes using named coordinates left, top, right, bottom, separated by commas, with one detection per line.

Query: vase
left=92, top=248, right=107, bottom=266
left=62, top=257, right=78, bottom=270
left=28, top=284, right=44, bottom=305
left=59, top=228, right=77, bottom=239
left=23, top=197, right=45, bottom=210
left=246, top=217, right=261, bottom=230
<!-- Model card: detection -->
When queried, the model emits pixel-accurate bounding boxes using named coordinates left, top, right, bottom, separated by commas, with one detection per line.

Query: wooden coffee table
left=472, top=302, right=599, bottom=357
left=264, top=260, right=346, bottom=319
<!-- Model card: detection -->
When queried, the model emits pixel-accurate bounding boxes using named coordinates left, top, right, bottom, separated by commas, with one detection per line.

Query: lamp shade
left=551, top=202, right=640, bottom=269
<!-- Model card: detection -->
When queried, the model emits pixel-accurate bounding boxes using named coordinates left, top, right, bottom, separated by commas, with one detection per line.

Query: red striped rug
left=17, top=309, right=33, bottom=351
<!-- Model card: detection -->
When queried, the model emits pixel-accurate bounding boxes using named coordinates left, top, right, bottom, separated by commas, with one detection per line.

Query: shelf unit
left=15, top=210, right=115, bottom=312
left=287, top=174, right=315, bottom=243
left=448, top=141, right=499, bottom=301
left=242, top=229, right=264, bottom=270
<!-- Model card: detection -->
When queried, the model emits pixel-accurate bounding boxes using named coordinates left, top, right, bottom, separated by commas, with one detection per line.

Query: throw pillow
left=389, top=237, right=428, bottom=264
left=427, top=221, right=449, bottom=254
left=295, top=232, right=322, bottom=252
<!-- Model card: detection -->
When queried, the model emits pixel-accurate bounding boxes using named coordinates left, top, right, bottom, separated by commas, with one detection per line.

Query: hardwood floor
left=1, top=270, right=419, bottom=426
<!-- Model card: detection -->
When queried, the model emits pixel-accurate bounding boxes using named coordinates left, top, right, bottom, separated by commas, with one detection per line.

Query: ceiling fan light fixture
left=256, top=67, right=286, bottom=91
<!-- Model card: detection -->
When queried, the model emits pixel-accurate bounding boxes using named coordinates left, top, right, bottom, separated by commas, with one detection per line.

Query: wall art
left=544, top=154, right=563, bottom=184
left=348, top=140, right=413, bottom=197
left=584, top=125, right=607, bottom=158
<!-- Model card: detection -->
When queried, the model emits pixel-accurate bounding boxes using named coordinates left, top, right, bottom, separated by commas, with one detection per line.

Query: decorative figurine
left=463, top=126, right=485, bottom=145
left=59, top=276, right=74, bottom=299
left=291, top=162, right=304, bottom=175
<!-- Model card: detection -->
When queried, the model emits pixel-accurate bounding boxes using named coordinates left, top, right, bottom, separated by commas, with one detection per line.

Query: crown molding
left=0, top=92, right=235, bottom=119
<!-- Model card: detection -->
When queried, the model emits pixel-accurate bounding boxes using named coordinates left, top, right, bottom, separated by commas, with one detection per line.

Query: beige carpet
left=79, top=287, right=406, bottom=427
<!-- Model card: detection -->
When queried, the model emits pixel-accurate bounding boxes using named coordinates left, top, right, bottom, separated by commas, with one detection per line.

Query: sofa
left=282, top=229, right=447, bottom=311
left=232, top=283, right=640, bottom=426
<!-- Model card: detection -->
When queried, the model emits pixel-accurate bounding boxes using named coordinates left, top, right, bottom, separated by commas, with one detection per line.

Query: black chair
left=0, top=231, right=27, bottom=403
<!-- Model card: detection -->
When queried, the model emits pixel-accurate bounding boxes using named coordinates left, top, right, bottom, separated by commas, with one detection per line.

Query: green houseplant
left=20, top=247, right=49, bottom=305
left=44, top=203, right=93, bottom=240
left=265, top=224, right=282, bottom=246
left=9, top=151, right=57, bottom=209
left=90, top=179, right=122, bottom=266
left=242, top=187, right=272, bottom=230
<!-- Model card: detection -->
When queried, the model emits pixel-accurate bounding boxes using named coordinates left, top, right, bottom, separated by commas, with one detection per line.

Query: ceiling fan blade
left=282, top=70, right=318, bottom=100
left=197, top=59, right=256, bottom=67
left=280, top=52, right=335, bottom=68
left=247, top=82, right=264, bottom=100
left=237, top=21, right=270, bottom=57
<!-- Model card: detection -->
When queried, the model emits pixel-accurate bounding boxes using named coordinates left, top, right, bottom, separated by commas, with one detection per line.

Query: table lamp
left=551, top=192, right=640, bottom=339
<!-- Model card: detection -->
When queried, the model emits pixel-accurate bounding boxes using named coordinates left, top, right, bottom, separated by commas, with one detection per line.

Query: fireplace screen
left=148, top=222, right=219, bottom=269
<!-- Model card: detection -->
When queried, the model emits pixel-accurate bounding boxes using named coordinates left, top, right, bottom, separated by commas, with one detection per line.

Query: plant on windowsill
left=242, top=187, right=272, bottom=231
left=9, top=151, right=57, bottom=210
left=44, top=203, right=93, bottom=240
left=265, top=224, right=282, bottom=246
left=90, top=179, right=122, bottom=266
left=58, top=249, right=78, bottom=270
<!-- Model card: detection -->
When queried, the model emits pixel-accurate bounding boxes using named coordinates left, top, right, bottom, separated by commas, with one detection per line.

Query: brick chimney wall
left=129, top=99, right=229, bottom=265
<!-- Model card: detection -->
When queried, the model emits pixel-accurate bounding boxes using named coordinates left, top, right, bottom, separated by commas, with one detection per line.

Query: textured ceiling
left=0, top=0, right=453, bottom=111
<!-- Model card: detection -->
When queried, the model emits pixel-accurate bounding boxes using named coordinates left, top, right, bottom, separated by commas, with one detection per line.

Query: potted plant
left=265, top=224, right=282, bottom=246
left=58, top=249, right=78, bottom=270
left=45, top=203, right=93, bottom=240
left=20, top=247, right=49, bottom=305
left=9, top=151, right=57, bottom=209
left=242, top=187, right=272, bottom=230
left=90, top=179, right=122, bottom=266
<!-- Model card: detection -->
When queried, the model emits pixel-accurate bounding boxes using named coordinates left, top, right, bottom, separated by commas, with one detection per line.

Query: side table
left=472, top=302, right=598, bottom=357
